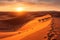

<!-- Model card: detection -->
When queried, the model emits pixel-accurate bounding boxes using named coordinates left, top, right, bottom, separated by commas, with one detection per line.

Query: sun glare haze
left=15, top=7, right=25, bottom=12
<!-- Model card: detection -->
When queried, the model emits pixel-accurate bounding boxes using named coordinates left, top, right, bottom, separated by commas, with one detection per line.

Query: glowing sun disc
left=16, top=7, right=25, bottom=12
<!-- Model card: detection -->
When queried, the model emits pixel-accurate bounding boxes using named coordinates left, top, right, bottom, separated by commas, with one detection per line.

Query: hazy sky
left=0, top=0, right=60, bottom=11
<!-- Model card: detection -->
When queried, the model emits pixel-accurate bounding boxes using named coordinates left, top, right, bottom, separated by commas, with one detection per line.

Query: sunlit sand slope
left=1, top=14, right=52, bottom=40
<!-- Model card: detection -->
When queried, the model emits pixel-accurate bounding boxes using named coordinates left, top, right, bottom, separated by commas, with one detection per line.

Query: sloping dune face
left=0, top=12, right=50, bottom=32
left=0, top=12, right=17, bottom=32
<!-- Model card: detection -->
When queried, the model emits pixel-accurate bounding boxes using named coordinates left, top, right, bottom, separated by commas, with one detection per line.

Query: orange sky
left=0, top=2, right=60, bottom=12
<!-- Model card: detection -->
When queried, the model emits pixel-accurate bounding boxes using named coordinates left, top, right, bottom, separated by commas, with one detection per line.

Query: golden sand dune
left=0, top=14, right=52, bottom=40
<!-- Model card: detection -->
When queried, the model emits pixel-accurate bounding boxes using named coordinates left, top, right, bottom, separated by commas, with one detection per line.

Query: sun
left=14, top=7, right=26, bottom=16
left=15, top=7, right=25, bottom=12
